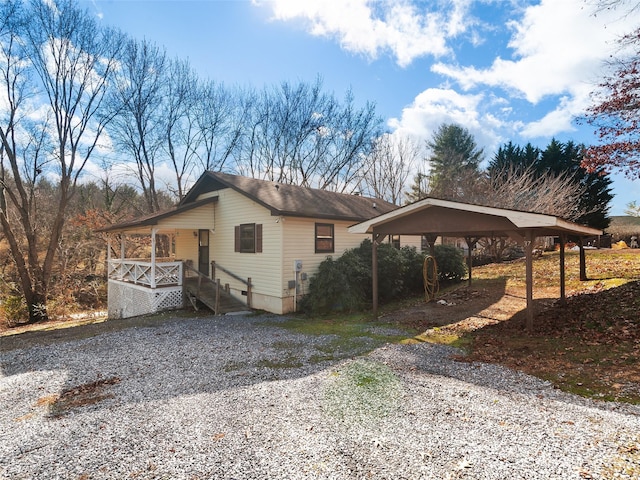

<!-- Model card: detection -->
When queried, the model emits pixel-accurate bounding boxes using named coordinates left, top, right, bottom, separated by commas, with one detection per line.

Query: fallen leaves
left=45, top=376, right=121, bottom=418
left=465, top=280, right=640, bottom=403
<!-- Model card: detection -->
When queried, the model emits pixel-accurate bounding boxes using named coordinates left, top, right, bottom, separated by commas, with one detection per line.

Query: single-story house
left=101, top=171, right=421, bottom=318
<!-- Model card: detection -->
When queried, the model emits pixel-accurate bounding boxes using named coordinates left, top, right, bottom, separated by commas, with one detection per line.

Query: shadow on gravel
left=0, top=312, right=408, bottom=417
left=5, top=276, right=629, bottom=419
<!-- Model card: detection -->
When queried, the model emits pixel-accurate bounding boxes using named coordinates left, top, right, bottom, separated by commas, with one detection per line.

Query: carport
left=348, top=198, right=602, bottom=329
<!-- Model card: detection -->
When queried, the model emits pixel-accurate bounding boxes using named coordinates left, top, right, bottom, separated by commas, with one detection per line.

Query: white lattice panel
left=154, top=289, right=184, bottom=310
left=108, top=280, right=183, bottom=319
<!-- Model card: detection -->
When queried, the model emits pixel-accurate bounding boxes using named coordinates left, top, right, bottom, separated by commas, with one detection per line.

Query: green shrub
left=303, top=241, right=467, bottom=314
left=1, top=295, right=29, bottom=327
left=400, top=246, right=426, bottom=295
left=433, top=244, right=467, bottom=283
left=302, top=256, right=367, bottom=314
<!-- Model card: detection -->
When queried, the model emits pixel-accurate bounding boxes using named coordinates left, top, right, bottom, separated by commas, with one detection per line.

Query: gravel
left=1, top=313, right=639, bottom=479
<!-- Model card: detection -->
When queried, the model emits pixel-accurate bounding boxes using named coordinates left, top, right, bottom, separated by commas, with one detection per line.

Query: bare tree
left=110, top=38, right=167, bottom=213
left=236, top=78, right=382, bottom=192
left=0, top=0, right=123, bottom=323
left=164, top=58, right=199, bottom=200
left=473, top=166, right=590, bottom=262
left=483, top=166, right=588, bottom=220
left=587, top=0, right=640, bottom=15
left=193, top=80, right=246, bottom=174
left=360, top=133, right=418, bottom=205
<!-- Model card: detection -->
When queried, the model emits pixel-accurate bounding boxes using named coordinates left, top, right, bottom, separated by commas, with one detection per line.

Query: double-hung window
left=315, top=223, right=334, bottom=253
left=235, top=223, right=263, bottom=253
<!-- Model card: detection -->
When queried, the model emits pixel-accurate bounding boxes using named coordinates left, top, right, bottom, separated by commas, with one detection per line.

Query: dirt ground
left=380, top=252, right=640, bottom=403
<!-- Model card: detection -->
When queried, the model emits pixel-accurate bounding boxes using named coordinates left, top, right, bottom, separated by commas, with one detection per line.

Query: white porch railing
left=108, top=259, right=183, bottom=288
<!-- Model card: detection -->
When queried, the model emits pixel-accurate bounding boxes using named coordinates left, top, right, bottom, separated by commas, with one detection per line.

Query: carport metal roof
left=348, top=197, right=603, bottom=328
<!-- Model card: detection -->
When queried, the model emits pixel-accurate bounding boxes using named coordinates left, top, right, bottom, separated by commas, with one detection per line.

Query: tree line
left=0, top=0, right=636, bottom=324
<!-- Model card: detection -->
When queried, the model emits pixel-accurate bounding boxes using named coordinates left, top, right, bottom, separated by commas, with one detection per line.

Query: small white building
left=101, top=172, right=421, bottom=318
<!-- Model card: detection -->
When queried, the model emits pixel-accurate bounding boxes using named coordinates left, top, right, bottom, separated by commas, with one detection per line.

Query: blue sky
left=84, top=0, right=639, bottom=215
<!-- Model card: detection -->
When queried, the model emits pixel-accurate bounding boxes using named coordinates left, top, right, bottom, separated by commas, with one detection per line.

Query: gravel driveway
left=1, top=313, right=639, bottom=479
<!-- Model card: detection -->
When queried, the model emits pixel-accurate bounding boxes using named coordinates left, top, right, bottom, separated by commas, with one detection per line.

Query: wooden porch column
left=120, top=233, right=125, bottom=261
left=372, top=233, right=382, bottom=317
left=525, top=230, right=535, bottom=331
left=559, top=234, right=567, bottom=305
left=151, top=228, right=157, bottom=288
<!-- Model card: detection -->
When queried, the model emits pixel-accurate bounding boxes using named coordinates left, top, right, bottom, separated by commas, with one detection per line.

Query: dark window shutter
left=234, top=226, right=240, bottom=252
left=256, top=224, right=263, bottom=253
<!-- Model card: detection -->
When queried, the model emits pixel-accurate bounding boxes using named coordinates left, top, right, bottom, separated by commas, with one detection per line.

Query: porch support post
left=120, top=233, right=125, bottom=260
left=151, top=228, right=157, bottom=288
left=372, top=233, right=382, bottom=318
left=525, top=230, right=535, bottom=331
left=106, top=235, right=112, bottom=280
left=559, top=233, right=567, bottom=305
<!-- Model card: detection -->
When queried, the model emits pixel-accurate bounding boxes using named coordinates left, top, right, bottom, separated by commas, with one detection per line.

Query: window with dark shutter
left=256, top=224, right=263, bottom=253
left=235, top=223, right=262, bottom=253
left=315, top=223, right=334, bottom=253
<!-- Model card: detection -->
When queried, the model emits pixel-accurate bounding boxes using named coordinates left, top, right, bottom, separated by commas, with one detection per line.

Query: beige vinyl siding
left=378, top=233, right=423, bottom=250
left=400, top=235, right=423, bottom=250
left=175, top=229, right=199, bottom=264
left=281, top=217, right=370, bottom=299
left=156, top=203, right=215, bottom=230
left=203, top=188, right=284, bottom=304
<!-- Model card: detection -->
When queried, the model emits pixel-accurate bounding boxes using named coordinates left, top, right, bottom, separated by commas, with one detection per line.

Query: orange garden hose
left=423, top=255, right=439, bottom=302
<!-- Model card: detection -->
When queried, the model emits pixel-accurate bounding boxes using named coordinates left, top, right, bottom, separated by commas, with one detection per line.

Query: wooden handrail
left=211, top=261, right=249, bottom=286
left=210, top=261, right=252, bottom=309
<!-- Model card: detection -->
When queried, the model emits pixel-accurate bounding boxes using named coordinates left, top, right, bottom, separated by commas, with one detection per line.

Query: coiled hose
left=423, top=255, right=439, bottom=302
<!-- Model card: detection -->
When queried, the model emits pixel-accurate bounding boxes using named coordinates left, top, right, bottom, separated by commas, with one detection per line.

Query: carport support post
left=465, top=236, right=478, bottom=287
left=372, top=233, right=382, bottom=318
left=559, top=234, right=567, bottom=305
left=525, top=230, right=535, bottom=331
left=578, top=237, right=587, bottom=281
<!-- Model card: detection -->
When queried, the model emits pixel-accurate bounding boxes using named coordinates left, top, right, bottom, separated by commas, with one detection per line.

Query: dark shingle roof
left=97, top=197, right=217, bottom=232
left=182, top=171, right=397, bottom=222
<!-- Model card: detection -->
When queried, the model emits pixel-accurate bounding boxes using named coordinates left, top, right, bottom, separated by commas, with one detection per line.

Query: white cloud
left=432, top=0, right=637, bottom=104
left=388, top=88, right=503, bottom=158
left=266, top=0, right=476, bottom=67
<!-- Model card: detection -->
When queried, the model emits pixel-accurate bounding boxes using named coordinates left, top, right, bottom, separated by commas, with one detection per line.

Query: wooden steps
left=184, top=277, right=249, bottom=315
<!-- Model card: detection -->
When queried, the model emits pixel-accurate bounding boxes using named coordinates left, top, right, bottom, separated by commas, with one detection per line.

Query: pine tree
left=426, top=124, right=483, bottom=200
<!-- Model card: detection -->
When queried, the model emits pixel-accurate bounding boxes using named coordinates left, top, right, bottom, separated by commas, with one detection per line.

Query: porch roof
left=98, top=197, right=218, bottom=234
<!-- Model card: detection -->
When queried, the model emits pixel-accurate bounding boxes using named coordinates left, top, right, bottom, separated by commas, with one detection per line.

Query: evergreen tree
left=490, top=139, right=613, bottom=230
left=540, top=140, right=613, bottom=230
left=426, top=124, right=483, bottom=200
left=489, top=142, right=540, bottom=178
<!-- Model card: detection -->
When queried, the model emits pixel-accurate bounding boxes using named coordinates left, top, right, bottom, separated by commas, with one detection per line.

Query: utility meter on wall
left=294, top=260, right=303, bottom=272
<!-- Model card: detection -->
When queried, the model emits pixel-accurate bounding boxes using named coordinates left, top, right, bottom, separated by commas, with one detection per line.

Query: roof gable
left=182, top=171, right=396, bottom=222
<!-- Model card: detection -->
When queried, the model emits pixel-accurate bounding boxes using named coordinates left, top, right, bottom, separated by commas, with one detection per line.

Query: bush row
left=301, top=240, right=466, bottom=314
